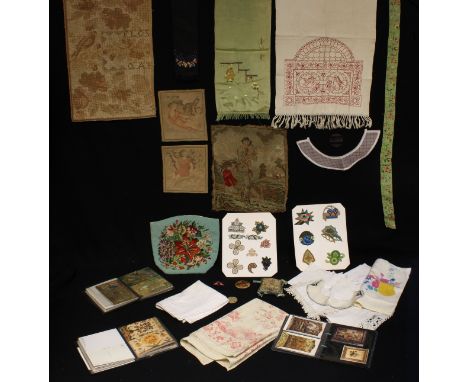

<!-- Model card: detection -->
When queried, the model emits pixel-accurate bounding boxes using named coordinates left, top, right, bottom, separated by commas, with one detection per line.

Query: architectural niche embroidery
left=284, top=37, right=363, bottom=107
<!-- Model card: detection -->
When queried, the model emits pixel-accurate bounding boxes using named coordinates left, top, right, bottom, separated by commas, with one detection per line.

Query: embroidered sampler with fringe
left=63, top=0, right=156, bottom=121
left=273, top=0, right=377, bottom=129
left=214, top=0, right=271, bottom=121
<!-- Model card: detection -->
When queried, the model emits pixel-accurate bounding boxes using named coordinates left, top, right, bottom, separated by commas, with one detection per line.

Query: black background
left=51, top=0, right=418, bottom=381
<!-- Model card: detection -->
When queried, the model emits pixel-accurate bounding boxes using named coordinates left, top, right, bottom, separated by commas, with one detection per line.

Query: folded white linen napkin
left=156, top=280, right=229, bottom=324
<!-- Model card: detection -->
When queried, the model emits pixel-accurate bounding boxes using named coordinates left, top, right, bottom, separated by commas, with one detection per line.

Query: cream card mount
left=292, top=203, right=349, bottom=271
left=222, top=213, right=277, bottom=278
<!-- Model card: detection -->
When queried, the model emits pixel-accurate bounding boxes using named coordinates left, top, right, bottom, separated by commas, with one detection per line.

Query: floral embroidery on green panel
left=151, top=215, right=219, bottom=274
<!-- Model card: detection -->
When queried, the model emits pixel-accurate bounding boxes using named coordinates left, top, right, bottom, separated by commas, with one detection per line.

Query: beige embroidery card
left=158, top=89, right=208, bottom=141
left=63, top=0, right=156, bottom=121
left=161, top=145, right=208, bottom=193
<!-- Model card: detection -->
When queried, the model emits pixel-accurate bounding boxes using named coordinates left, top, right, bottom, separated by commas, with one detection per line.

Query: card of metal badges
left=222, top=213, right=277, bottom=277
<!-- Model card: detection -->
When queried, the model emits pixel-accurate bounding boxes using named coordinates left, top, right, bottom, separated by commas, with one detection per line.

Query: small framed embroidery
left=340, top=346, right=369, bottom=364
left=291, top=203, right=350, bottom=271
left=158, top=89, right=207, bottom=142
left=161, top=145, right=208, bottom=193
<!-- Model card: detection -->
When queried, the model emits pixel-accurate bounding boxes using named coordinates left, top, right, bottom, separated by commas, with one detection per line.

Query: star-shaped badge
left=252, top=221, right=269, bottom=235
left=295, top=209, right=314, bottom=225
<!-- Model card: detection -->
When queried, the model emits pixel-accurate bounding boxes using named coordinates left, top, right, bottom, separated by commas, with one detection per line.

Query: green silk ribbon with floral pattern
left=380, top=0, right=401, bottom=229
left=214, top=0, right=271, bottom=120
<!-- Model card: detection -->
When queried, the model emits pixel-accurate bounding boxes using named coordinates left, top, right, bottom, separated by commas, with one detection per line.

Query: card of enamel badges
left=292, top=203, right=349, bottom=271
left=222, top=213, right=277, bottom=277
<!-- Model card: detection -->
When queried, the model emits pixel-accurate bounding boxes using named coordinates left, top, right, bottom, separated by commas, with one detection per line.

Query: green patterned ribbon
left=380, top=0, right=401, bottom=229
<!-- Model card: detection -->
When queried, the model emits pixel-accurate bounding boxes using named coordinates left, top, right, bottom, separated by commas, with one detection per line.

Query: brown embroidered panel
left=161, top=145, right=208, bottom=193
left=158, top=89, right=207, bottom=142
left=211, top=125, right=288, bottom=212
left=63, top=0, right=156, bottom=121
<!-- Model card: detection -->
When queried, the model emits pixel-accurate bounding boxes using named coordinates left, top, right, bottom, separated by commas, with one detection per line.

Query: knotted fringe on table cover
left=172, top=0, right=199, bottom=80
left=272, top=115, right=373, bottom=129
left=273, top=0, right=377, bottom=129
left=214, top=0, right=271, bottom=121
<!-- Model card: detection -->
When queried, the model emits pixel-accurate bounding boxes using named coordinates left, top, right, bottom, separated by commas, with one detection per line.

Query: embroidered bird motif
left=71, top=31, right=97, bottom=59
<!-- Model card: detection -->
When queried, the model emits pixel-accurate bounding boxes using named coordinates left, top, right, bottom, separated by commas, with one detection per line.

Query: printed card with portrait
left=161, top=145, right=208, bottom=193
left=159, top=89, right=208, bottom=142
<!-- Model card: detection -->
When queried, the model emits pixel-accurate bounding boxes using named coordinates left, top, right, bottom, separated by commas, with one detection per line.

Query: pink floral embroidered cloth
left=180, top=298, right=287, bottom=370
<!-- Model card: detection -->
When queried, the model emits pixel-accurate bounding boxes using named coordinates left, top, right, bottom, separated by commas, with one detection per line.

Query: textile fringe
left=271, top=115, right=372, bottom=129
left=216, top=112, right=270, bottom=121
left=286, top=286, right=391, bottom=331
left=285, top=286, right=322, bottom=320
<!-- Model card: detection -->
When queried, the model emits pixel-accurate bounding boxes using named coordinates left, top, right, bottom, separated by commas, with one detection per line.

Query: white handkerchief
left=156, top=281, right=229, bottom=323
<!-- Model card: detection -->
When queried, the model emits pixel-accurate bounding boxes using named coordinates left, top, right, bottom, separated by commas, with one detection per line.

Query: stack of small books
left=77, top=317, right=178, bottom=374
left=85, top=267, right=173, bottom=313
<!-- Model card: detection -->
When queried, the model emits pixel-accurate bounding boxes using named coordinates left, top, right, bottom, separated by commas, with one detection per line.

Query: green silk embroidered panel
left=214, top=0, right=271, bottom=120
